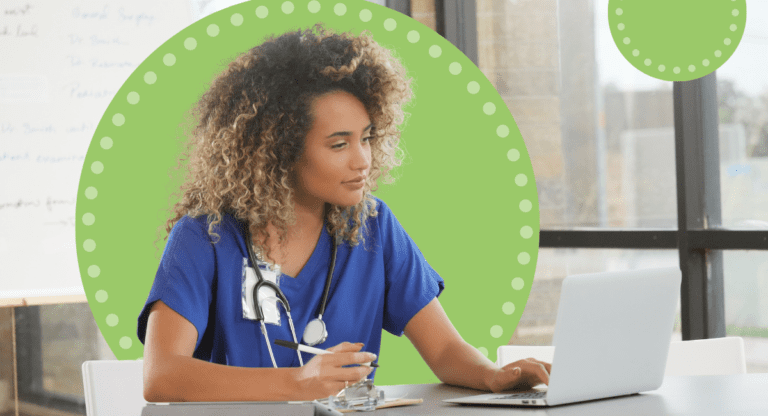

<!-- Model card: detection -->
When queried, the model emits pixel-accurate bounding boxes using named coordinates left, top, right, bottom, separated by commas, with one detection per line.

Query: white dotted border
left=613, top=1, right=743, bottom=75
left=422, top=15, right=537, bottom=356
left=81, top=0, right=538, bottom=361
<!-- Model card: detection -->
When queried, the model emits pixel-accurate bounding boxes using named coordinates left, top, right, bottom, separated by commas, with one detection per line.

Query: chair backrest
left=82, top=360, right=146, bottom=416
left=497, top=336, right=747, bottom=376
left=666, top=337, right=746, bottom=376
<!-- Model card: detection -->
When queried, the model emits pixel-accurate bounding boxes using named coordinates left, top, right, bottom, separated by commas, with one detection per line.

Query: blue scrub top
left=137, top=198, right=444, bottom=375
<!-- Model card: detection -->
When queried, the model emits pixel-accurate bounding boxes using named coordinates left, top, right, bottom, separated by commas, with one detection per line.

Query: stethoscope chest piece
left=303, top=317, right=328, bottom=346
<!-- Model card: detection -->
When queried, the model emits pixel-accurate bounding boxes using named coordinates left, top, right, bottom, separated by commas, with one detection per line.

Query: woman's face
left=293, top=90, right=373, bottom=210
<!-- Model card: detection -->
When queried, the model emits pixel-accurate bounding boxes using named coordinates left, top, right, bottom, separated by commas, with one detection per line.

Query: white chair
left=496, top=336, right=747, bottom=376
left=666, top=337, right=746, bottom=376
left=82, top=360, right=146, bottom=416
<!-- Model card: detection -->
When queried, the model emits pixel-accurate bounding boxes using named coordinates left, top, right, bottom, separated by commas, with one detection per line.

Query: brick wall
left=410, top=0, right=436, bottom=31
left=476, top=0, right=567, bottom=227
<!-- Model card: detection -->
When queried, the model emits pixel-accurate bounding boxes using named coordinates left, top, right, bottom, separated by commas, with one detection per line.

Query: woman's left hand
left=486, top=358, right=552, bottom=393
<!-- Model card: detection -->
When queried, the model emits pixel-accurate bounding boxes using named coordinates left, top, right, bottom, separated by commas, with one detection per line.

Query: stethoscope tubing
left=251, top=280, right=303, bottom=366
left=245, top=224, right=337, bottom=367
left=318, top=233, right=338, bottom=318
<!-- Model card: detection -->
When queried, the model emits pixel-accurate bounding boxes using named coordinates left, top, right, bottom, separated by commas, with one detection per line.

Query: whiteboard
left=0, top=0, right=245, bottom=304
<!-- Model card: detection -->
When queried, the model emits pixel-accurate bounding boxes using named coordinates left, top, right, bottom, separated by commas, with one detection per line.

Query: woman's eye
left=331, top=142, right=346, bottom=149
left=363, top=136, right=375, bottom=143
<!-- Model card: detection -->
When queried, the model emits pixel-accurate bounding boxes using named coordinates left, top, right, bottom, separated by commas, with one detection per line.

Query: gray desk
left=139, top=374, right=768, bottom=415
left=377, top=374, right=768, bottom=415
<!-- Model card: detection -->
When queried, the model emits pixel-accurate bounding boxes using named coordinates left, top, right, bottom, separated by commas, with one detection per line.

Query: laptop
left=445, top=266, right=681, bottom=407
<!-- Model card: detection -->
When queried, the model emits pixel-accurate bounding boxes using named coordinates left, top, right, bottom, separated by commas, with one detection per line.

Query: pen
left=274, top=339, right=380, bottom=367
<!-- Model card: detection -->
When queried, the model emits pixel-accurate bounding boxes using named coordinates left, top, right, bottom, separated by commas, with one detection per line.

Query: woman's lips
left=343, top=178, right=365, bottom=189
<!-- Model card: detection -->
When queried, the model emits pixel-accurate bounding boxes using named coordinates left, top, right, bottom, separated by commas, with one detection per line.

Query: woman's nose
left=351, top=140, right=371, bottom=171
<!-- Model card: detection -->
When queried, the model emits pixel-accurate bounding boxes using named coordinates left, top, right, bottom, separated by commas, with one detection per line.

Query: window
left=511, top=248, right=682, bottom=346
left=721, top=250, right=768, bottom=373
left=1, top=304, right=114, bottom=416
left=466, top=0, right=768, bottom=373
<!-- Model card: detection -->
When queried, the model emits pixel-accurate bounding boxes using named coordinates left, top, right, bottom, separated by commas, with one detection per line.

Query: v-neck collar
left=278, top=220, right=330, bottom=289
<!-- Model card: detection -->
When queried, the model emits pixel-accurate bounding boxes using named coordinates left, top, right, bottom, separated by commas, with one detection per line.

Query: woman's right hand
left=291, top=342, right=376, bottom=400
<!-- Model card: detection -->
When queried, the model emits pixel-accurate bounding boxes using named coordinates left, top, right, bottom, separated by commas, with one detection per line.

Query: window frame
left=446, top=0, right=768, bottom=341
left=15, top=305, right=87, bottom=414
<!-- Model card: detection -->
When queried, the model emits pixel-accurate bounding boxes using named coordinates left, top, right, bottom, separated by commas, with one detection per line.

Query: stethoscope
left=246, top=226, right=338, bottom=368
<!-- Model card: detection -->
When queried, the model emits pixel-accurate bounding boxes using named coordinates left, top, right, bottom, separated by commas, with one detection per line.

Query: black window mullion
left=14, top=306, right=86, bottom=414
left=14, top=306, right=43, bottom=398
left=700, top=71, right=727, bottom=339
left=539, top=230, right=678, bottom=249
left=674, top=73, right=726, bottom=341
left=385, top=0, right=411, bottom=17
left=688, top=230, right=768, bottom=249
left=540, top=229, right=768, bottom=250
left=435, top=0, right=477, bottom=66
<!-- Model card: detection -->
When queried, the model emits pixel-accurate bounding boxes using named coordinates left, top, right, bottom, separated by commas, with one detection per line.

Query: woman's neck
left=263, top=200, right=325, bottom=256
left=291, top=198, right=326, bottom=234
left=261, top=200, right=326, bottom=276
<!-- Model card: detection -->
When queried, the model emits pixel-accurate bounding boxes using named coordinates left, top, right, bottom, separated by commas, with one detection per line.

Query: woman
left=138, top=25, right=550, bottom=402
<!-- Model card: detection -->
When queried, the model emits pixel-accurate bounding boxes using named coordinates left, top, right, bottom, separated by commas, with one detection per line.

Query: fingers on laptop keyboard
left=521, top=359, right=550, bottom=386
left=500, top=359, right=550, bottom=389
left=523, top=358, right=551, bottom=375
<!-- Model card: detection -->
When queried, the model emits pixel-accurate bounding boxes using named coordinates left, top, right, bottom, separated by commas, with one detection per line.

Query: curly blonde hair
left=166, top=24, right=413, bottom=263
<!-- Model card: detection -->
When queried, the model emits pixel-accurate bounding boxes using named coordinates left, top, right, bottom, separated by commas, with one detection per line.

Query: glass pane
left=10, top=303, right=115, bottom=415
left=509, top=248, right=681, bottom=346
left=723, top=250, right=768, bottom=373
left=716, top=1, right=768, bottom=228
left=476, top=0, right=677, bottom=229
left=39, top=303, right=115, bottom=398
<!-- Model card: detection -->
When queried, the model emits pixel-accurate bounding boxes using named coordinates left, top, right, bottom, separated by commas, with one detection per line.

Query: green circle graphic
left=608, top=0, right=746, bottom=82
left=75, top=0, right=540, bottom=386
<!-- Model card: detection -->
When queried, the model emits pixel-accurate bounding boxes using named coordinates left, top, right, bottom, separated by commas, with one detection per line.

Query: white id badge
left=241, top=257, right=282, bottom=325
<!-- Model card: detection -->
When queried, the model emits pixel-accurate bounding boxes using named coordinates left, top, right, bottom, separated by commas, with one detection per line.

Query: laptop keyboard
left=496, top=391, right=547, bottom=400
